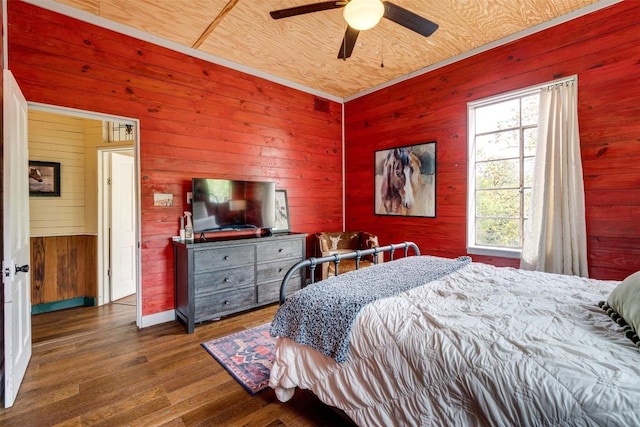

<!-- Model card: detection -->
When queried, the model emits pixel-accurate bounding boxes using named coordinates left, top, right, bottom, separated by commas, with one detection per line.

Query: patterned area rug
left=202, top=322, right=274, bottom=395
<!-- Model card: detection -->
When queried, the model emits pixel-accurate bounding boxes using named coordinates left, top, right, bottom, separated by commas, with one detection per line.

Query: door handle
left=15, top=264, right=29, bottom=274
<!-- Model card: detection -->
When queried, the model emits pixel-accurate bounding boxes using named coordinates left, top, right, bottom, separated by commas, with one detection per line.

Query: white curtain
left=520, top=80, right=589, bottom=277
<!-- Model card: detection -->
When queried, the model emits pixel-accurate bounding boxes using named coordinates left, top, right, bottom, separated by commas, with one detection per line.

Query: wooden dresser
left=173, top=233, right=306, bottom=333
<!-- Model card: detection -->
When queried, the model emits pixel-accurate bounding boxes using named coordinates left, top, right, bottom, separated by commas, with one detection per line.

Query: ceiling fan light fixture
left=343, top=0, right=384, bottom=31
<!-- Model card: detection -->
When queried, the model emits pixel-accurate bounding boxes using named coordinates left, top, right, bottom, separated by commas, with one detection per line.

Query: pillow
left=608, top=271, right=640, bottom=333
left=600, top=271, right=640, bottom=349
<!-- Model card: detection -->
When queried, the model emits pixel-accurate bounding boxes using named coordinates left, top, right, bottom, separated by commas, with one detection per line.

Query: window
left=467, top=87, right=540, bottom=258
left=103, top=121, right=135, bottom=142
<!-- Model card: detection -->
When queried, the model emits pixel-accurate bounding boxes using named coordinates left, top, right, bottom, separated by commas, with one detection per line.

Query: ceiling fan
left=269, top=0, right=439, bottom=59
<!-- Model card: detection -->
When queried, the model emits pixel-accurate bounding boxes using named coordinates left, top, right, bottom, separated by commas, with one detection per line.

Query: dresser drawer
left=194, top=287, right=256, bottom=321
left=257, top=258, right=301, bottom=283
left=257, top=239, right=302, bottom=263
left=195, top=266, right=255, bottom=292
left=194, top=245, right=254, bottom=272
left=257, top=278, right=302, bottom=304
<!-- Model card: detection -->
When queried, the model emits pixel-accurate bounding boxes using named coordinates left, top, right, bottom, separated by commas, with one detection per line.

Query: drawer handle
left=224, top=255, right=230, bottom=260
left=224, top=300, right=230, bottom=305
left=278, top=248, right=284, bottom=252
left=224, top=278, right=229, bottom=282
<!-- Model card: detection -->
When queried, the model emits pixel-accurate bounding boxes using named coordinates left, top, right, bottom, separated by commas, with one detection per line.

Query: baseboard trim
left=141, top=309, right=175, bottom=328
left=31, top=300, right=175, bottom=328
left=32, top=297, right=96, bottom=314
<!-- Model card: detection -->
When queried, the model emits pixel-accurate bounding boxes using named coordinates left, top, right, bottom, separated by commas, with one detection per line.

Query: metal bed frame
left=278, top=241, right=421, bottom=304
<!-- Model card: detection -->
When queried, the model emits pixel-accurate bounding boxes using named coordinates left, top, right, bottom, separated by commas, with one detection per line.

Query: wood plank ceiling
left=49, top=0, right=607, bottom=99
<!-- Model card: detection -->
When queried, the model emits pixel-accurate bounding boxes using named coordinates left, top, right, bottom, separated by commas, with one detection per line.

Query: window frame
left=467, top=77, right=577, bottom=258
left=466, top=85, right=541, bottom=259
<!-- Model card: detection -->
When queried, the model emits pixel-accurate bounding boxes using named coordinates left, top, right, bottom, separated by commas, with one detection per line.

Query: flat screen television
left=191, top=178, right=276, bottom=234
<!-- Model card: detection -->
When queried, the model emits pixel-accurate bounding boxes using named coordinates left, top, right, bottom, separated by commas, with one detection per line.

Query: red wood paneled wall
left=344, top=1, right=640, bottom=280
left=8, top=1, right=343, bottom=315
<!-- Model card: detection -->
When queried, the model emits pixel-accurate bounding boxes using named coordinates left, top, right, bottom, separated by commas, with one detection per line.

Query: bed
left=269, top=243, right=640, bottom=426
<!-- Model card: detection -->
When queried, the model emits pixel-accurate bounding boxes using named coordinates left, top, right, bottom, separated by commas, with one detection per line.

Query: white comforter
left=269, top=261, right=640, bottom=426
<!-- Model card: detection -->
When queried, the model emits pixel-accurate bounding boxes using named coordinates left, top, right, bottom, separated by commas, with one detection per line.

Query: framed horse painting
left=29, top=160, right=61, bottom=197
left=374, top=142, right=436, bottom=217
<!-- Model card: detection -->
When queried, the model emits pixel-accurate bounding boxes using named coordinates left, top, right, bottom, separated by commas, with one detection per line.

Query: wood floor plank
left=52, top=416, right=82, bottom=427
left=80, top=387, right=168, bottom=425
left=0, top=300, right=355, bottom=426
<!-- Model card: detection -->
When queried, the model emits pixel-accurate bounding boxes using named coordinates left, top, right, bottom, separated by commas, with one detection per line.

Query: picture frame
left=273, top=189, right=290, bottom=233
left=374, top=141, right=436, bottom=217
left=29, top=160, right=61, bottom=197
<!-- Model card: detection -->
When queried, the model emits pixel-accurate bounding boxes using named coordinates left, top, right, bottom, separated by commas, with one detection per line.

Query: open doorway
left=98, top=148, right=136, bottom=305
left=27, top=103, right=140, bottom=326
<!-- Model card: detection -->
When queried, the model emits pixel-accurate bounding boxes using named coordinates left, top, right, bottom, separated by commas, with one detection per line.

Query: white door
left=3, top=70, right=31, bottom=408
left=109, top=152, right=136, bottom=301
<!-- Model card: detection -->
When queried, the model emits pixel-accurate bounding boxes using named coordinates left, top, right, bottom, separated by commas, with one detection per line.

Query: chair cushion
left=360, top=232, right=380, bottom=250
left=317, top=232, right=360, bottom=253
left=359, top=232, right=380, bottom=262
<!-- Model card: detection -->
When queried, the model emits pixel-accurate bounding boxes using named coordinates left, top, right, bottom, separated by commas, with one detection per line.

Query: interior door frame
left=98, top=147, right=136, bottom=305
left=27, top=102, right=142, bottom=327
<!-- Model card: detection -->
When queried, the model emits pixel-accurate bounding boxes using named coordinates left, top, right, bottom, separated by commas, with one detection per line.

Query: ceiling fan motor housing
left=343, top=0, right=385, bottom=31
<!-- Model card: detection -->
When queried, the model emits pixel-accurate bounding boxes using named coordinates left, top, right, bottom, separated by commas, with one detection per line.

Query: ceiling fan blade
left=270, top=1, right=344, bottom=19
left=382, top=2, right=439, bottom=38
left=337, top=26, right=360, bottom=59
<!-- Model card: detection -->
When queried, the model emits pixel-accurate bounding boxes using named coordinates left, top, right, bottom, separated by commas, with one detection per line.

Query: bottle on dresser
left=184, top=211, right=194, bottom=242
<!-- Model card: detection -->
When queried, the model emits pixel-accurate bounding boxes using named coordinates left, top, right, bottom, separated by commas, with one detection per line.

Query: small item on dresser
left=184, top=211, right=194, bottom=242
left=179, top=216, right=185, bottom=241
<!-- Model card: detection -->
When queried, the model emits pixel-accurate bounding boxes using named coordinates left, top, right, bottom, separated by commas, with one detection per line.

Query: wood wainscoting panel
left=30, top=235, right=97, bottom=305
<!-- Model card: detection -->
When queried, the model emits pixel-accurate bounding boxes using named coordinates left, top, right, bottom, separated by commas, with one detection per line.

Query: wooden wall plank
left=43, top=237, right=59, bottom=303
left=31, top=238, right=46, bottom=304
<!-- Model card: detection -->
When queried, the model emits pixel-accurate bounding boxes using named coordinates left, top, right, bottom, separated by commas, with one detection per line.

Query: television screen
left=191, top=178, right=276, bottom=233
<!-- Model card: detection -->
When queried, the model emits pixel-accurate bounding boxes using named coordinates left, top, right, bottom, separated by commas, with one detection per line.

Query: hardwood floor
left=0, top=299, right=354, bottom=426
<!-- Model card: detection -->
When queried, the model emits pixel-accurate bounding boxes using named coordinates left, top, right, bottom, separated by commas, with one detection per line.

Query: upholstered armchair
left=314, top=231, right=383, bottom=280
